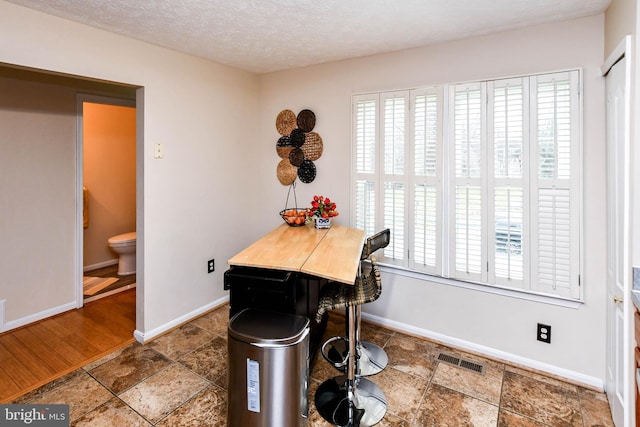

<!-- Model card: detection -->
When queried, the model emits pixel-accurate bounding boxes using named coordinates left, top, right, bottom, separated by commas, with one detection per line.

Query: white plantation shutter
left=351, top=70, right=581, bottom=300
left=530, top=71, right=580, bottom=298
left=355, top=180, right=376, bottom=234
left=413, top=184, right=438, bottom=270
left=411, top=88, right=442, bottom=273
left=454, top=185, right=483, bottom=277
left=355, top=97, right=377, bottom=175
left=383, top=94, right=406, bottom=176
left=384, top=182, right=405, bottom=260
left=492, top=187, right=524, bottom=282
left=536, top=189, right=572, bottom=292
left=381, top=92, right=409, bottom=264
left=450, top=83, right=486, bottom=282
left=488, top=78, right=528, bottom=287
left=353, top=94, right=379, bottom=239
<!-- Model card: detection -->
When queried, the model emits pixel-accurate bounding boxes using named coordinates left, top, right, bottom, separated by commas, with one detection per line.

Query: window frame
left=350, top=69, right=583, bottom=302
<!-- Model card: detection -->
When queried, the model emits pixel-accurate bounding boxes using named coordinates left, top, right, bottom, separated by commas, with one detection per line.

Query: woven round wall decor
left=274, top=108, right=322, bottom=185
left=297, top=159, right=316, bottom=183
left=289, top=128, right=306, bottom=148
left=297, top=109, right=316, bottom=132
left=276, top=109, right=297, bottom=136
left=277, top=135, right=292, bottom=147
left=276, top=135, right=294, bottom=159
left=277, top=159, right=298, bottom=185
left=277, top=146, right=294, bottom=160
left=289, top=147, right=305, bottom=167
left=302, top=132, right=323, bottom=161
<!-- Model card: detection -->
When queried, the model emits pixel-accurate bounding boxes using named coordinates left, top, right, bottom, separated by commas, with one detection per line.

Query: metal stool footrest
left=321, top=336, right=349, bottom=370
left=321, top=338, right=388, bottom=376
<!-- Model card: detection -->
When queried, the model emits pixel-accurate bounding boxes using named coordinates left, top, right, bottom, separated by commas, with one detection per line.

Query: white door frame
left=602, top=34, right=632, bottom=427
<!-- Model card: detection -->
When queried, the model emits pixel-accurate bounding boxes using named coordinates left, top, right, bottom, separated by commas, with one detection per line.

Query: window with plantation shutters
left=351, top=70, right=581, bottom=300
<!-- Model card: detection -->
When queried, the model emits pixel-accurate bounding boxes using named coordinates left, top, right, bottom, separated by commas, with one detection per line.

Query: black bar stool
left=355, top=229, right=390, bottom=376
left=314, top=255, right=387, bottom=426
left=319, top=229, right=390, bottom=377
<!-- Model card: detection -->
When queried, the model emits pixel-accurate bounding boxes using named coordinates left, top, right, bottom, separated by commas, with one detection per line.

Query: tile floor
left=12, top=304, right=615, bottom=426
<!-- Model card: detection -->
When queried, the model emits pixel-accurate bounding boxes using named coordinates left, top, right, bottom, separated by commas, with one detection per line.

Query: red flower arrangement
left=307, top=195, right=339, bottom=219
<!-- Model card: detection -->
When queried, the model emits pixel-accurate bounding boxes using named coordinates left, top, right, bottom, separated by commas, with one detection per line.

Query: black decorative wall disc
left=298, top=159, right=316, bottom=183
left=277, top=136, right=292, bottom=147
left=289, top=147, right=305, bottom=167
left=297, top=109, right=316, bottom=132
left=290, top=128, right=306, bottom=148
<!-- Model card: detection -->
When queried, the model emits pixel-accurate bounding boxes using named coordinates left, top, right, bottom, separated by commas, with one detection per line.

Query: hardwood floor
left=83, top=264, right=136, bottom=302
left=0, top=289, right=136, bottom=403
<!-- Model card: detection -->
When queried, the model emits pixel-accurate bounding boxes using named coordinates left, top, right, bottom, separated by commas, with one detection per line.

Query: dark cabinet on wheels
left=224, top=266, right=327, bottom=360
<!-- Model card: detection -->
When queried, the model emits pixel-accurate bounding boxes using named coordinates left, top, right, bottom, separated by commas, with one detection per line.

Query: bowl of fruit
left=280, top=209, right=307, bottom=226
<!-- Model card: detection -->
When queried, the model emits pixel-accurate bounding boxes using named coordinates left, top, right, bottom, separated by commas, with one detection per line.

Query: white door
left=605, top=51, right=630, bottom=427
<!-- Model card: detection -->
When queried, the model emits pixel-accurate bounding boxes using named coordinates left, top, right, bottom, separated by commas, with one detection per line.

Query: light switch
left=154, top=143, right=163, bottom=159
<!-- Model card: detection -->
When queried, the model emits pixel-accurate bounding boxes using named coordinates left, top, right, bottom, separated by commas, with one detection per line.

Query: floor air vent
left=437, top=352, right=485, bottom=375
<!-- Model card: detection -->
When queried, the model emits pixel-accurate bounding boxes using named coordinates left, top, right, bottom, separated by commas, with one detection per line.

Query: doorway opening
left=79, top=97, right=137, bottom=303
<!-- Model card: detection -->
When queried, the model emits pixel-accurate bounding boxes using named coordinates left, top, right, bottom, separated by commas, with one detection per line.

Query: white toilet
left=108, top=232, right=136, bottom=275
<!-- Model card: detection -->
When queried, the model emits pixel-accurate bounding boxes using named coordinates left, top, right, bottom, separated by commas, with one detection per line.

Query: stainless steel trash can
left=227, top=308, right=310, bottom=427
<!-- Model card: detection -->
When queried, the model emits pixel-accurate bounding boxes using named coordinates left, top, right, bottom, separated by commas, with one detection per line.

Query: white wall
left=0, top=76, right=78, bottom=320
left=257, top=14, right=607, bottom=386
left=0, top=1, right=259, bottom=335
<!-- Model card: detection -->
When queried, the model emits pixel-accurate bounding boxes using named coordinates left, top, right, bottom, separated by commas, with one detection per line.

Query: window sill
left=376, top=263, right=584, bottom=309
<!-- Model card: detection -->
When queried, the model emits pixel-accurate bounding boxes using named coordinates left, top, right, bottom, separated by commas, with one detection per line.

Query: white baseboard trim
left=83, top=259, right=118, bottom=272
left=134, top=295, right=230, bottom=344
left=361, top=311, right=604, bottom=391
left=1, top=301, right=77, bottom=333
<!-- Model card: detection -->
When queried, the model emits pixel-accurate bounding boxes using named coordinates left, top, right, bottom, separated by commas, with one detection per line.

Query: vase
left=315, top=217, right=331, bottom=229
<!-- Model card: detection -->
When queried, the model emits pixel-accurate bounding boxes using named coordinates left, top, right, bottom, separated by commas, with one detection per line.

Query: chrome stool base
left=358, top=341, right=388, bottom=376
left=315, top=375, right=387, bottom=427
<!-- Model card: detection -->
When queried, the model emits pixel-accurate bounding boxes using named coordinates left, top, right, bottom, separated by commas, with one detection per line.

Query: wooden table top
left=302, top=225, right=365, bottom=284
left=228, top=223, right=365, bottom=285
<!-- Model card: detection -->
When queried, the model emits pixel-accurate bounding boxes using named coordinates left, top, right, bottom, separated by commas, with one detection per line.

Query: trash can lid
left=228, top=309, right=310, bottom=346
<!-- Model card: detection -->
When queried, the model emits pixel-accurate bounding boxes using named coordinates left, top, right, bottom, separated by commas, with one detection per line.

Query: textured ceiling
left=6, top=0, right=610, bottom=73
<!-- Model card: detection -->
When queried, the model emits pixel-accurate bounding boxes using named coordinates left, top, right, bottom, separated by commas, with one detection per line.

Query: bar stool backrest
left=354, top=255, right=382, bottom=304
left=361, top=229, right=391, bottom=260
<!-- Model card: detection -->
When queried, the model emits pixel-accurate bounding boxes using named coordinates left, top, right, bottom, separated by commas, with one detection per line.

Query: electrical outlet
left=207, top=259, right=215, bottom=273
left=537, top=323, right=551, bottom=343
left=154, top=143, right=163, bottom=159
